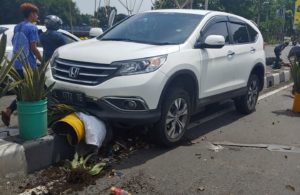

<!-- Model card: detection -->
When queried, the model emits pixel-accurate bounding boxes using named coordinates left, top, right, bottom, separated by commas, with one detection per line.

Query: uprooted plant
left=64, top=152, right=106, bottom=184
left=47, top=97, right=76, bottom=126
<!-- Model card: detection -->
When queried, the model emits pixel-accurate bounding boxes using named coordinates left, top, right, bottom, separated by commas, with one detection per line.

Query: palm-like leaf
left=290, top=58, right=300, bottom=94
left=64, top=152, right=106, bottom=176
left=8, top=58, right=55, bottom=101
left=0, top=34, right=16, bottom=98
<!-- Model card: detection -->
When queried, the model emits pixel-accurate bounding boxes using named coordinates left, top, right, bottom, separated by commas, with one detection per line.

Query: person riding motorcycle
left=40, top=15, right=67, bottom=62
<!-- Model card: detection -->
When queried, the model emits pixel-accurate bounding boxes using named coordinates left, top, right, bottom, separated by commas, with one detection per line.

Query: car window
left=247, top=25, right=258, bottom=42
left=62, top=34, right=77, bottom=44
left=203, top=22, right=230, bottom=44
left=0, top=27, right=8, bottom=35
left=229, top=23, right=249, bottom=44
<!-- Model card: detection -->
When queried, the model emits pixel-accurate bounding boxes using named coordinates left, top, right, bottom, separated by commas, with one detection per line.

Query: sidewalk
left=264, top=45, right=292, bottom=64
left=264, top=45, right=292, bottom=88
left=0, top=96, right=74, bottom=178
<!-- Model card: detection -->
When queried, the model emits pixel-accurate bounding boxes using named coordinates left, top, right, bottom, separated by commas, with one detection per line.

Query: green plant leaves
left=290, top=58, right=300, bottom=93
left=88, top=162, right=106, bottom=176
left=0, top=34, right=14, bottom=98
left=9, top=59, right=55, bottom=102
left=0, top=34, right=7, bottom=61
left=64, top=152, right=106, bottom=177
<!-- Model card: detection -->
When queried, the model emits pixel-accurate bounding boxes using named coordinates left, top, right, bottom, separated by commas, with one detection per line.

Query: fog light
left=125, top=100, right=137, bottom=109
left=103, top=97, right=149, bottom=111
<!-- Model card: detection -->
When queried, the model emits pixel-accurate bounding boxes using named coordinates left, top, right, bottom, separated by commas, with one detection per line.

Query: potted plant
left=9, top=59, right=55, bottom=140
left=290, top=58, right=300, bottom=112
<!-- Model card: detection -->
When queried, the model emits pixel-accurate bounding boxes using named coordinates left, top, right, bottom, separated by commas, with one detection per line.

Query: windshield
left=99, top=12, right=204, bottom=45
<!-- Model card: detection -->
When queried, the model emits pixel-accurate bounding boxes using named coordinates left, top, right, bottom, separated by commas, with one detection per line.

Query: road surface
left=77, top=84, right=300, bottom=195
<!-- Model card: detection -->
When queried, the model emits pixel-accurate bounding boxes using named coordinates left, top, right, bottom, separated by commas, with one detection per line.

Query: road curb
left=0, top=134, right=74, bottom=178
left=264, top=69, right=291, bottom=89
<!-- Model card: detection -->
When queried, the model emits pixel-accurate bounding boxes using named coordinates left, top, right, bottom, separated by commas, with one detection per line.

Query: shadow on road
left=272, top=110, right=300, bottom=117
left=116, top=104, right=246, bottom=170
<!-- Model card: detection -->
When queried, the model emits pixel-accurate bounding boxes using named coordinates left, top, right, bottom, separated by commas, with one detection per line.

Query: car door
left=199, top=16, right=237, bottom=98
left=228, top=17, right=255, bottom=88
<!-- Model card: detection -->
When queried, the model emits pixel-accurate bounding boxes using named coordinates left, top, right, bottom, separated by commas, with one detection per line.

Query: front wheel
left=153, top=88, right=191, bottom=147
left=235, top=74, right=260, bottom=114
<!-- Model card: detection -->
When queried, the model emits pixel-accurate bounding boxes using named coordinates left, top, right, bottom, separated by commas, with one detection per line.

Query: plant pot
left=292, top=93, right=300, bottom=113
left=17, top=99, right=48, bottom=140
left=52, top=113, right=85, bottom=145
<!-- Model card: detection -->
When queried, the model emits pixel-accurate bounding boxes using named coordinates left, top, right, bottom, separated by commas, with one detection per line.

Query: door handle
left=250, top=47, right=256, bottom=53
left=227, top=51, right=235, bottom=56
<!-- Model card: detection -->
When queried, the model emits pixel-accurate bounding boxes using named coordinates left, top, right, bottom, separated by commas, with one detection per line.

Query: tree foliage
left=154, top=0, right=296, bottom=42
left=0, top=0, right=87, bottom=26
left=95, top=6, right=128, bottom=29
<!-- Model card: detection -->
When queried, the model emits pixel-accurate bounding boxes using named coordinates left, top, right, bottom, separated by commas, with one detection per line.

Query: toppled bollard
left=52, top=112, right=107, bottom=149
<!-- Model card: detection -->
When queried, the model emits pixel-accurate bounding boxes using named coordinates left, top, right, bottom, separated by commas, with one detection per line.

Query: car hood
left=57, top=39, right=180, bottom=64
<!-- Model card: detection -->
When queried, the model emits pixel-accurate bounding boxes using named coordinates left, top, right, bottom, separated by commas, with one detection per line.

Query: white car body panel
left=58, top=39, right=179, bottom=64
left=47, top=9, right=265, bottom=114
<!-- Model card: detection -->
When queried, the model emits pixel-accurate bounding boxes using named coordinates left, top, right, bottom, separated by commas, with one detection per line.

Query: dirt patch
left=119, top=171, right=159, bottom=195
left=15, top=131, right=153, bottom=194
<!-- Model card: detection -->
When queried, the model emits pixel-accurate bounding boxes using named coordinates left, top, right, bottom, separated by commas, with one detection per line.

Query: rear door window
left=229, top=23, right=249, bottom=44
left=0, top=27, right=8, bottom=36
left=247, top=25, right=258, bottom=42
left=0, top=27, right=8, bottom=34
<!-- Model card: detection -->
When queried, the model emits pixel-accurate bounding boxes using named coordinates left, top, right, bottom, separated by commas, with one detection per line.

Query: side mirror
left=195, top=35, right=225, bottom=49
left=89, top=28, right=103, bottom=38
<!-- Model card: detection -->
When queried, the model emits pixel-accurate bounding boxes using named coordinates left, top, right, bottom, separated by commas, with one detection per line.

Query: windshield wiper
left=149, top=42, right=175, bottom=45
left=101, top=38, right=175, bottom=45
left=101, top=38, right=137, bottom=42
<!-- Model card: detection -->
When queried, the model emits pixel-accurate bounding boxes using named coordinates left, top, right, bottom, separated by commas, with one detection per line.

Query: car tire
left=153, top=87, right=191, bottom=147
left=235, top=74, right=260, bottom=114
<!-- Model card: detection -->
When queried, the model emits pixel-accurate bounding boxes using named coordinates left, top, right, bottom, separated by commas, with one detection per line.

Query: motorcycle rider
left=40, top=15, right=67, bottom=62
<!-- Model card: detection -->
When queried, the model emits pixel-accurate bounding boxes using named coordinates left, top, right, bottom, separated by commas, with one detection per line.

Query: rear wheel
left=153, top=87, right=191, bottom=147
left=235, top=74, right=260, bottom=114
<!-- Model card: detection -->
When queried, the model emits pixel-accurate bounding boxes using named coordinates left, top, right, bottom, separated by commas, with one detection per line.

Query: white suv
left=47, top=10, right=265, bottom=146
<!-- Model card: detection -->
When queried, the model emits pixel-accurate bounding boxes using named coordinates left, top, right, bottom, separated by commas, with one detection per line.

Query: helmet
left=44, top=15, right=63, bottom=30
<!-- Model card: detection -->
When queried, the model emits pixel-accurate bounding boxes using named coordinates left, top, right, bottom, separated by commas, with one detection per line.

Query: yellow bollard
left=292, top=93, right=300, bottom=113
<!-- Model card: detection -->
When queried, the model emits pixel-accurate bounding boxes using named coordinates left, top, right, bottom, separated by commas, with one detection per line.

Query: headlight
left=49, top=50, right=59, bottom=67
left=112, top=55, right=167, bottom=76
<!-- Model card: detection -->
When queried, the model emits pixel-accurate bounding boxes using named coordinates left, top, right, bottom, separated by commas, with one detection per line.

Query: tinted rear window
left=0, top=27, right=8, bottom=34
left=247, top=25, right=258, bottom=42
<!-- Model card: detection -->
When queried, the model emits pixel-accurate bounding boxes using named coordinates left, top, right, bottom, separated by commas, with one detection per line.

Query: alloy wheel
left=165, top=98, right=188, bottom=140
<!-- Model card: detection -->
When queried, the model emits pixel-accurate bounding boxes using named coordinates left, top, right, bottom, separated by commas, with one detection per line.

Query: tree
left=0, top=0, right=84, bottom=26
left=154, top=0, right=178, bottom=9
left=96, top=6, right=117, bottom=29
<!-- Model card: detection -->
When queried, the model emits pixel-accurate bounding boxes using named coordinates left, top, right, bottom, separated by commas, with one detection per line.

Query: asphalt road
left=75, top=85, right=300, bottom=195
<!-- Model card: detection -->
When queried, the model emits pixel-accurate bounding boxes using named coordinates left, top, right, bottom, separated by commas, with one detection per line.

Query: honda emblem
left=69, top=67, right=80, bottom=78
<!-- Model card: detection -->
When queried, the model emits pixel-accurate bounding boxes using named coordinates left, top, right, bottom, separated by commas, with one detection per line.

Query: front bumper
left=46, top=68, right=167, bottom=124
left=46, top=69, right=167, bottom=110
left=83, top=97, right=161, bottom=125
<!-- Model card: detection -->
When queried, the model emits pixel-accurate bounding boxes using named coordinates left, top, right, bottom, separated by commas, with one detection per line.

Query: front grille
left=52, top=58, right=120, bottom=86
